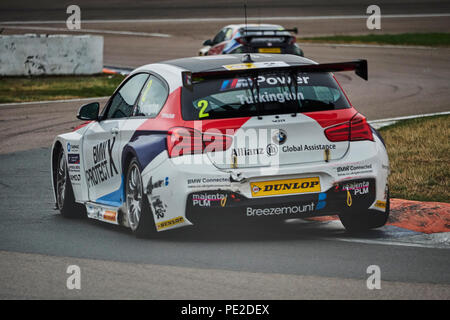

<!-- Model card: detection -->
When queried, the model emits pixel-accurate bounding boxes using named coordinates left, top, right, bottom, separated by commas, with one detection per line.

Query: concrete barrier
left=0, top=34, right=103, bottom=76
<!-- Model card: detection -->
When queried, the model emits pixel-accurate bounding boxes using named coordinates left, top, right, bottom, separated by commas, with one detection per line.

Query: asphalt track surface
left=0, top=0, right=449, bottom=299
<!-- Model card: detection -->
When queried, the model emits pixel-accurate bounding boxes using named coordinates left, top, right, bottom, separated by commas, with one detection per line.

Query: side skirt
left=85, top=202, right=128, bottom=227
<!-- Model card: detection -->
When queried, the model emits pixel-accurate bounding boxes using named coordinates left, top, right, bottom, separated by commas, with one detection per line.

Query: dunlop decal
left=374, top=200, right=387, bottom=209
left=156, top=216, right=185, bottom=230
left=251, top=177, right=320, bottom=197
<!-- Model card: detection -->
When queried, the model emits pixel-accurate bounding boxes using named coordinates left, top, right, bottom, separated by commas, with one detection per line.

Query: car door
left=82, top=73, right=149, bottom=205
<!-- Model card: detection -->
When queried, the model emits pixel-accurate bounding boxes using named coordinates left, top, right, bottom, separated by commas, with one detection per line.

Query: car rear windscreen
left=181, top=72, right=351, bottom=120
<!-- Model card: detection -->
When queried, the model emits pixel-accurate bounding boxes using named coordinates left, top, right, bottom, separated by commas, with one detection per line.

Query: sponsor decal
left=67, top=143, right=79, bottom=153
left=187, top=177, right=230, bottom=187
left=68, top=165, right=80, bottom=172
left=151, top=196, right=167, bottom=219
left=192, top=192, right=227, bottom=207
left=147, top=177, right=169, bottom=195
left=68, top=154, right=80, bottom=164
left=266, top=144, right=278, bottom=156
left=223, top=61, right=289, bottom=71
left=103, top=210, right=117, bottom=223
left=69, top=173, right=81, bottom=184
left=336, top=163, right=373, bottom=177
left=156, top=216, right=185, bottom=230
left=246, top=202, right=316, bottom=217
left=220, top=74, right=310, bottom=91
left=232, top=147, right=264, bottom=156
left=272, top=129, right=287, bottom=145
left=342, top=180, right=370, bottom=196
left=282, top=143, right=336, bottom=153
left=316, top=192, right=327, bottom=210
left=161, top=113, right=175, bottom=119
left=251, top=177, right=320, bottom=197
left=374, top=200, right=386, bottom=209
left=85, top=138, right=118, bottom=187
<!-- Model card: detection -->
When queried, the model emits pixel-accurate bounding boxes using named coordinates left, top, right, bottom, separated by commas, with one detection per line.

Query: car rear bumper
left=186, top=178, right=376, bottom=223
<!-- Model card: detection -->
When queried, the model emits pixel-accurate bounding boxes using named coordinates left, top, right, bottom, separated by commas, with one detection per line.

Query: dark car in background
left=199, top=24, right=304, bottom=56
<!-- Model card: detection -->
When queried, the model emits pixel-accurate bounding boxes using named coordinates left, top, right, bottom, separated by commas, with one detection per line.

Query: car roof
left=159, top=54, right=316, bottom=73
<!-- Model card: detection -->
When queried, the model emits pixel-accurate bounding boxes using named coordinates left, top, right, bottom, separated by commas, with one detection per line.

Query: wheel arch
left=51, top=140, right=64, bottom=204
left=121, top=132, right=167, bottom=174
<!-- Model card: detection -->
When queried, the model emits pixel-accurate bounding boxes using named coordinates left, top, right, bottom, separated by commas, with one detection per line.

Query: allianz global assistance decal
left=251, top=177, right=320, bottom=197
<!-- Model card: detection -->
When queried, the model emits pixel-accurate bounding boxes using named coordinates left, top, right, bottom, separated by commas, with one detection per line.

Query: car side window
left=224, top=28, right=233, bottom=41
left=212, top=28, right=227, bottom=44
left=135, top=76, right=168, bottom=118
left=106, top=73, right=149, bottom=119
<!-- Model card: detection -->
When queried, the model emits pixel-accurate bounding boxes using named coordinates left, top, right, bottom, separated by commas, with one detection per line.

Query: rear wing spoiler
left=182, top=59, right=368, bottom=89
left=241, top=28, right=298, bottom=35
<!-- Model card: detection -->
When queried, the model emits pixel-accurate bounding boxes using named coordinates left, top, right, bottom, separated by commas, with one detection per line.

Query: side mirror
left=77, top=102, right=99, bottom=121
left=203, top=39, right=213, bottom=46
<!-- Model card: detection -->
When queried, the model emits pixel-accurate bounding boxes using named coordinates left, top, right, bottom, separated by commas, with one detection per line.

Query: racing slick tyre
left=55, top=148, right=86, bottom=218
left=339, top=189, right=390, bottom=232
left=125, top=158, right=157, bottom=238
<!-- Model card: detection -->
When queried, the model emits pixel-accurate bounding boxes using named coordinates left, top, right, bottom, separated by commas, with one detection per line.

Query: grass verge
left=0, top=74, right=125, bottom=103
left=379, top=115, right=449, bottom=203
left=300, top=33, right=450, bottom=47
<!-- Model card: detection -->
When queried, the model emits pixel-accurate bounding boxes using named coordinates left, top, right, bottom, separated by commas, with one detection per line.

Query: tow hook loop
left=346, top=189, right=353, bottom=207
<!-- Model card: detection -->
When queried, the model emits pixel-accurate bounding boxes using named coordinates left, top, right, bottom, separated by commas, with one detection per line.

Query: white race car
left=51, top=54, right=390, bottom=237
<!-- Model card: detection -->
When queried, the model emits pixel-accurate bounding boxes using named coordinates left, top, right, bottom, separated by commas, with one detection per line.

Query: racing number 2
left=196, top=100, right=209, bottom=118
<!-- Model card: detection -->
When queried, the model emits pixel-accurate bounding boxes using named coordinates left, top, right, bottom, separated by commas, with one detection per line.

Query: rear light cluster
left=325, top=113, right=374, bottom=142
left=167, top=127, right=233, bottom=158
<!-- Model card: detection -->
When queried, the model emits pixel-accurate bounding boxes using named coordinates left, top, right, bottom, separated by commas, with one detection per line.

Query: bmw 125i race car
left=199, top=24, right=304, bottom=56
left=51, top=54, right=390, bottom=237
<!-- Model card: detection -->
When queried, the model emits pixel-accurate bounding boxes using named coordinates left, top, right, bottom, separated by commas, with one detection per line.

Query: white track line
left=1, top=25, right=171, bottom=38
left=300, top=43, right=440, bottom=50
left=1, top=13, right=450, bottom=24
left=321, top=237, right=450, bottom=249
left=369, top=111, right=450, bottom=129
left=0, top=96, right=109, bottom=107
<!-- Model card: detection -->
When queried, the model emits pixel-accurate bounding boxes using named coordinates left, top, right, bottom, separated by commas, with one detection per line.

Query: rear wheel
left=55, top=149, right=85, bottom=218
left=339, top=191, right=390, bottom=232
left=125, top=158, right=156, bottom=238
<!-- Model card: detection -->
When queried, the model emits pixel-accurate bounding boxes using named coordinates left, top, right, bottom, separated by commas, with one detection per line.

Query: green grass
left=379, top=115, right=450, bottom=203
left=300, top=33, right=450, bottom=47
left=0, top=74, right=125, bottom=103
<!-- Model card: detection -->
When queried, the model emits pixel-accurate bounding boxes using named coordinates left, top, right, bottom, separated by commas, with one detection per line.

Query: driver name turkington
left=237, top=91, right=304, bottom=105
left=246, top=202, right=315, bottom=217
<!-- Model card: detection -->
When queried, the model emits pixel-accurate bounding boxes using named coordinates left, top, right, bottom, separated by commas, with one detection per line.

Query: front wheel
left=125, top=158, right=156, bottom=238
left=55, top=149, right=86, bottom=218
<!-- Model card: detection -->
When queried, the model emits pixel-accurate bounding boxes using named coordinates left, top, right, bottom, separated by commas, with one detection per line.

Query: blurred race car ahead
left=199, top=24, right=304, bottom=56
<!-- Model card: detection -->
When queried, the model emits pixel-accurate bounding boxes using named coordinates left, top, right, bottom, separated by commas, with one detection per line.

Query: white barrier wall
left=0, top=34, right=103, bottom=76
